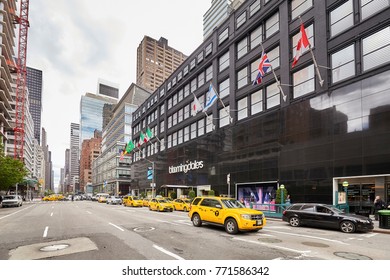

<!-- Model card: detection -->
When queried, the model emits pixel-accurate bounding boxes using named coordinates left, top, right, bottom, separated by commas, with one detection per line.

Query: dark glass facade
left=130, top=0, right=390, bottom=212
left=26, top=67, right=43, bottom=144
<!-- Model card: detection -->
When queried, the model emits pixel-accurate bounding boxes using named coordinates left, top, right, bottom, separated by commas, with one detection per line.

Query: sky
left=26, top=0, right=211, bottom=186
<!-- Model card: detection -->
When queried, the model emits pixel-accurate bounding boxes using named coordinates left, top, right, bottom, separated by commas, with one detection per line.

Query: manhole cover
left=334, top=252, right=372, bottom=260
left=258, top=238, right=282, bottom=243
left=133, top=227, right=155, bottom=232
left=302, top=242, right=329, bottom=248
left=40, top=244, right=69, bottom=252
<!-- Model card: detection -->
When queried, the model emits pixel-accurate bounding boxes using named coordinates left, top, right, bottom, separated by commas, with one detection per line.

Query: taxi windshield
left=222, top=199, right=245, bottom=209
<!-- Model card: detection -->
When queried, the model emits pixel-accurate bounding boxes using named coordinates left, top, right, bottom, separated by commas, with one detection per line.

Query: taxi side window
left=200, top=198, right=221, bottom=208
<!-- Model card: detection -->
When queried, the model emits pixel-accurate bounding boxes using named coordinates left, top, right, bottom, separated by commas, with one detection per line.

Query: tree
left=208, top=189, right=215, bottom=196
left=275, top=187, right=288, bottom=204
left=188, top=190, right=196, bottom=199
left=0, top=141, right=28, bottom=191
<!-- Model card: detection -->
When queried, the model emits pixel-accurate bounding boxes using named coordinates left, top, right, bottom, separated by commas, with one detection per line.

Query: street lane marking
left=50, top=212, right=53, bottom=217
left=263, top=229, right=350, bottom=245
left=153, top=244, right=185, bottom=260
left=43, top=226, right=49, bottom=238
left=0, top=205, right=35, bottom=220
left=86, top=211, right=92, bottom=214
left=109, top=222, right=124, bottom=231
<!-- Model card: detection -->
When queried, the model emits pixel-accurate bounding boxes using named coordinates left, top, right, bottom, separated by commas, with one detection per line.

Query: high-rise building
left=0, top=0, right=17, bottom=153
left=203, top=0, right=244, bottom=39
left=26, top=67, right=43, bottom=145
left=70, top=123, right=80, bottom=193
left=79, top=92, right=117, bottom=148
left=64, top=148, right=70, bottom=193
left=41, top=127, right=53, bottom=192
left=136, top=36, right=187, bottom=93
left=97, top=79, right=119, bottom=99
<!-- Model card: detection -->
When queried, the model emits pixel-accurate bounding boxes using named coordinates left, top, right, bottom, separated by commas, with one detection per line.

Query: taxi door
left=199, top=198, right=223, bottom=224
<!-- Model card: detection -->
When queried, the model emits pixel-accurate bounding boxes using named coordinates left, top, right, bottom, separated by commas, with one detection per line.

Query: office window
left=249, top=0, right=261, bottom=17
left=190, top=122, right=197, bottom=139
left=184, top=126, right=190, bottom=142
left=172, top=131, right=177, bottom=147
left=160, top=104, right=164, bottom=116
left=206, top=114, right=213, bottom=133
left=160, top=138, right=165, bottom=151
left=219, top=78, right=230, bottom=99
left=167, top=115, right=172, bottom=129
left=183, top=65, right=189, bottom=76
left=292, top=24, right=313, bottom=57
left=197, top=51, right=204, bottom=64
left=178, top=108, right=184, bottom=123
left=330, top=0, right=353, bottom=37
left=184, top=104, right=190, bottom=119
left=219, top=106, right=231, bottom=128
left=291, top=0, right=313, bottom=19
left=219, top=52, right=230, bottom=72
left=178, top=89, right=184, bottom=103
left=184, top=84, right=190, bottom=98
left=160, top=88, right=165, bottom=97
left=178, top=71, right=183, bottom=81
left=219, top=27, right=229, bottom=45
left=251, top=89, right=263, bottom=115
left=191, top=78, right=197, bottom=93
left=167, top=134, right=172, bottom=149
left=362, top=26, right=390, bottom=71
left=265, top=12, right=279, bottom=38
left=250, top=25, right=262, bottom=49
left=178, top=129, right=183, bottom=145
left=237, top=67, right=248, bottom=89
left=293, top=64, right=315, bottom=98
left=172, top=112, right=177, bottom=126
left=237, top=97, right=248, bottom=121
left=361, top=0, right=389, bottom=20
left=205, top=43, right=213, bottom=57
left=172, top=93, right=177, bottom=107
left=190, top=59, right=196, bottom=70
left=198, top=119, right=205, bottom=136
left=268, top=45, right=280, bottom=69
left=168, top=97, right=172, bottom=110
left=206, top=65, right=213, bottom=81
left=236, top=12, right=247, bottom=29
left=331, top=44, right=355, bottom=83
left=266, top=82, right=280, bottom=109
left=237, top=37, right=248, bottom=59
left=198, top=72, right=205, bottom=87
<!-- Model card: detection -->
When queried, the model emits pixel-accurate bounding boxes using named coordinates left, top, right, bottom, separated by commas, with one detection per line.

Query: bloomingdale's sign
left=168, top=160, right=204, bottom=174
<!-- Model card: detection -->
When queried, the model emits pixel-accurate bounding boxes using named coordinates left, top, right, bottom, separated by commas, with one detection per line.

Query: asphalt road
left=1, top=200, right=390, bottom=260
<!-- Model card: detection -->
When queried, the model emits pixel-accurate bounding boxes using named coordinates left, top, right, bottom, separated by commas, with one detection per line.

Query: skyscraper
left=70, top=123, right=80, bottom=193
left=136, top=36, right=187, bottom=93
left=26, top=67, right=43, bottom=144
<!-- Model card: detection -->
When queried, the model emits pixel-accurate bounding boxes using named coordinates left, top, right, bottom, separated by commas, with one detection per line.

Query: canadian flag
left=292, top=23, right=310, bottom=68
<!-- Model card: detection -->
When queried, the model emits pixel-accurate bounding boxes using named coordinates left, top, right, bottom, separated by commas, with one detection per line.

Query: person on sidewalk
left=374, top=196, right=385, bottom=221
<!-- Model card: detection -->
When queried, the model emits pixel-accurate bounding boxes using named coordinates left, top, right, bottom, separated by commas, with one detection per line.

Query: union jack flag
left=253, top=52, right=271, bottom=85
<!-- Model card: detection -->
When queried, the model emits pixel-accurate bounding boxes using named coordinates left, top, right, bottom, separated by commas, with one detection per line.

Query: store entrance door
left=346, top=184, right=375, bottom=214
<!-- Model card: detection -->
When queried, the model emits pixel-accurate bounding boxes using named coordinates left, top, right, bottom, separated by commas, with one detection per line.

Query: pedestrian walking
left=374, top=196, right=385, bottom=220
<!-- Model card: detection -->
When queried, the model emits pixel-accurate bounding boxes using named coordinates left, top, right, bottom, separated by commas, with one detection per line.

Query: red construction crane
left=13, top=0, right=30, bottom=160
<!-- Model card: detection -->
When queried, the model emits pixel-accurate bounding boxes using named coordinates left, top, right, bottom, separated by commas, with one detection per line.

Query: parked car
left=172, top=198, right=191, bottom=211
left=106, top=196, right=122, bottom=205
left=149, top=198, right=174, bottom=212
left=282, top=203, right=374, bottom=233
left=2, top=195, right=23, bottom=207
left=188, top=196, right=266, bottom=234
left=142, top=198, right=150, bottom=207
left=123, top=196, right=143, bottom=207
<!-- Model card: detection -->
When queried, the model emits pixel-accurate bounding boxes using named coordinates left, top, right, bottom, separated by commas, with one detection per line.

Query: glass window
left=237, top=67, right=248, bottom=89
left=178, top=129, right=183, bottom=145
left=219, top=78, right=230, bottom=99
left=178, top=71, right=183, bottom=81
left=206, top=65, right=213, bottom=81
left=237, top=97, right=248, bottom=121
left=197, top=51, right=204, bottom=64
left=361, top=0, right=389, bottom=20
left=330, top=0, right=353, bottom=37
left=206, top=114, right=213, bottom=133
left=172, top=131, right=177, bottom=147
left=198, top=119, right=205, bottom=136
left=168, top=98, right=172, bottom=110
left=184, top=84, right=190, bottom=98
left=178, top=108, right=184, bottom=123
left=190, top=122, right=197, bottom=139
left=266, top=82, right=280, bottom=109
left=184, top=126, right=190, bottom=142
left=291, top=0, right=313, bottom=19
left=236, top=12, right=246, bottom=29
left=167, top=134, right=172, bottom=149
left=268, top=45, right=280, bottom=69
left=184, top=104, right=190, bottom=119
left=160, top=104, right=164, bottom=116
left=167, top=115, right=172, bottom=129
left=205, top=43, right=213, bottom=57
left=237, top=37, right=248, bottom=59
left=178, top=89, right=184, bottom=103
left=219, top=52, right=230, bottom=72
left=219, top=27, right=229, bottom=45
left=251, top=89, right=263, bottom=115
left=292, top=24, right=314, bottom=57
left=172, top=93, right=177, bottom=107
left=190, top=59, right=196, bottom=70
left=219, top=106, right=231, bottom=128
left=250, top=25, right=262, bottom=49
left=191, top=78, right=197, bottom=93
left=249, top=0, right=261, bottom=17
left=331, top=44, right=355, bottom=83
left=362, top=26, right=390, bottom=71
left=265, top=12, right=279, bottom=38
left=198, top=71, right=205, bottom=87
left=183, top=65, right=189, bottom=76
left=172, top=112, right=177, bottom=126
left=293, top=64, right=315, bottom=98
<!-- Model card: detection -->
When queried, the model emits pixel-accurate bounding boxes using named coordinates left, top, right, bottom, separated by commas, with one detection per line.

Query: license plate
left=256, top=220, right=263, bottom=226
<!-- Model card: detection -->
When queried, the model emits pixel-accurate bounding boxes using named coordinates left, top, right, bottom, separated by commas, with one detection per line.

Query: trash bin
left=378, top=210, right=390, bottom=229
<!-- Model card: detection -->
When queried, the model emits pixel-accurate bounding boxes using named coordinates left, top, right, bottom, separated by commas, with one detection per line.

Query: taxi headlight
left=241, top=214, right=251, bottom=220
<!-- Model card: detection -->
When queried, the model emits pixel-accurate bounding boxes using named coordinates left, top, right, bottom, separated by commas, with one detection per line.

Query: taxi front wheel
left=225, top=218, right=238, bottom=234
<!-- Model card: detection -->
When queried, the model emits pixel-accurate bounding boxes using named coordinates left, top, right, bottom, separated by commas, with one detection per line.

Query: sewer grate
left=40, top=244, right=69, bottom=252
left=302, top=242, right=329, bottom=248
left=334, top=252, right=372, bottom=260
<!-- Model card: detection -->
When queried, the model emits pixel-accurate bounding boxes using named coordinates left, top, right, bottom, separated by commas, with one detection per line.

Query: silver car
left=106, top=196, right=122, bottom=205
left=2, top=195, right=23, bottom=207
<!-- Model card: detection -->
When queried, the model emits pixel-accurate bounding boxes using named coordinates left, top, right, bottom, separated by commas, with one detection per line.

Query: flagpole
left=260, top=43, right=287, bottom=102
left=298, top=16, right=324, bottom=87
left=211, top=82, right=233, bottom=124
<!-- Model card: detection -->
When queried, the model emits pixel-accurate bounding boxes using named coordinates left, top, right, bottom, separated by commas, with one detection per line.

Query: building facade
left=130, top=0, right=390, bottom=213
left=26, top=67, right=43, bottom=145
left=92, top=83, right=151, bottom=195
left=70, top=123, right=80, bottom=193
left=136, top=36, right=187, bottom=93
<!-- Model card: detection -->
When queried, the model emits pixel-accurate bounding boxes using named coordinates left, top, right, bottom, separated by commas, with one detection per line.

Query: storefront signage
left=168, top=160, right=204, bottom=174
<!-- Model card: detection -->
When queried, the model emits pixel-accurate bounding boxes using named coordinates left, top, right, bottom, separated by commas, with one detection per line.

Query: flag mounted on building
left=203, top=83, right=218, bottom=112
left=292, top=22, right=310, bottom=68
left=253, top=52, right=272, bottom=85
left=138, top=132, right=145, bottom=147
left=146, top=127, right=153, bottom=141
left=191, top=93, right=203, bottom=116
left=126, top=140, right=135, bottom=153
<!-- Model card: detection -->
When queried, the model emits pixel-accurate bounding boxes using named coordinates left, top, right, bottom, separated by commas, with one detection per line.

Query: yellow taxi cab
left=42, top=194, right=59, bottom=201
left=142, top=198, right=150, bottom=207
left=172, top=198, right=191, bottom=212
left=123, top=195, right=143, bottom=207
left=97, top=193, right=110, bottom=203
left=188, top=196, right=266, bottom=234
left=148, top=198, right=174, bottom=212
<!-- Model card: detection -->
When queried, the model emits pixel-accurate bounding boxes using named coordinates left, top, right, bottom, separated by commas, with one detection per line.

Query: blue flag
left=203, top=84, right=218, bottom=112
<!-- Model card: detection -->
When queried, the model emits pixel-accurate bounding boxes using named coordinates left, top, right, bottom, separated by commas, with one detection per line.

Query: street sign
left=147, top=167, right=153, bottom=180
